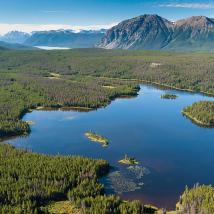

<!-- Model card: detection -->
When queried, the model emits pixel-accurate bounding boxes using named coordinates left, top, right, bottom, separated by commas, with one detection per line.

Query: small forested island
left=118, top=154, right=139, bottom=165
left=85, top=131, right=109, bottom=147
left=182, top=101, right=214, bottom=127
left=161, top=94, right=178, bottom=99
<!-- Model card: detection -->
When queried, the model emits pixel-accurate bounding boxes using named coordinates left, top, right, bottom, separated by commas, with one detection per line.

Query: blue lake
left=5, top=84, right=214, bottom=209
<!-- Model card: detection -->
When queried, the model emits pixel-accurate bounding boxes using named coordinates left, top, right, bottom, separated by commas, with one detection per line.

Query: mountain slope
left=98, top=15, right=214, bottom=51
left=165, top=16, right=214, bottom=51
left=98, top=14, right=173, bottom=50
left=24, top=30, right=105, bottom=48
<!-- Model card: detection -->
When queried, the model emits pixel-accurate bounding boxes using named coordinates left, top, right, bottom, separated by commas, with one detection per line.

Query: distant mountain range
left=0, top=15, right=214, bottom=51
left=0, top=31, right=30, bottom=44
left=0, top=29, right=106, bottom=48
left=97, top=14, right=214, bottom=51
left=24, top=29, right=106, bottom=48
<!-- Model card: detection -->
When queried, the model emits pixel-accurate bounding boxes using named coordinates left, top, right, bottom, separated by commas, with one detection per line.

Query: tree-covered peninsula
left=182, top=101, right=214, bottom=127
left=0, top=49, right=214, bottom=139
left=1, top=144, right=214, bottom=213
left=0, top=143, right=155, bottom=214
left=176, top=184, right=214, bottom=213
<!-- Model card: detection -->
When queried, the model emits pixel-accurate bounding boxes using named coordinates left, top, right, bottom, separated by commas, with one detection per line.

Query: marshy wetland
left=4, top=84, right=214, bottom=209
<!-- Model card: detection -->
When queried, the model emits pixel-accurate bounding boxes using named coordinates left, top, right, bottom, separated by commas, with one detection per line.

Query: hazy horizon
left=0, top=0, right=214, bottom=35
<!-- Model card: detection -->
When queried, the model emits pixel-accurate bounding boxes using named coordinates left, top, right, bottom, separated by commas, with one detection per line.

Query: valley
left=0, top=48, right=213, bottom=213
left=3, top=83, right=214, bottom=212
left=1, top=0, right=214, bottom=211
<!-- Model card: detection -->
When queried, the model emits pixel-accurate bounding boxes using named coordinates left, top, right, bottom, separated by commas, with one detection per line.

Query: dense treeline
left=182, top=101, right=214, bottom=126
left=0, top=144, right=109, bottom=213
left=1, top=144, right=214, bottom=213
left=0, top=144, right=157, bottom=214
left=176, top=184, right=214, bottom=214
left=0, top=49, right=213, bottom=137
left=0, top=49, right=213, bottom=94
left=78, top=196, right=143, bottom=214
left=66, top=179, right=154, bottom=213
left=0, top=73, right=138, bottom=138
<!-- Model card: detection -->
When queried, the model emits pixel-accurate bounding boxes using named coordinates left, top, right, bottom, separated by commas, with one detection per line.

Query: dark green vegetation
left=0, top=143, right=108, bottom=213
left=161, top=94, right=178, bottom=99
left=176, top=184, right=214, bottom=214
left=0, top=143, right=156, bottom=214
left=0, top=49, right=213, bottom=139
left=182, top=101, right=214, bottom=127
left=1, top=143, right=214, bottom=213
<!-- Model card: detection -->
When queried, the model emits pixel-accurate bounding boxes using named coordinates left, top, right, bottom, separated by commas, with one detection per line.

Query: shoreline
left=182, top=111, right=214, bottom=127
left=140, top=79, right=214, bottom=97
left=1, top=80, right=213, bottom=141
left=2, top=82, right=213, bottom=212
left=82, top=75, right=214, bottom=97
left=35, top=106, right=93, bottom=112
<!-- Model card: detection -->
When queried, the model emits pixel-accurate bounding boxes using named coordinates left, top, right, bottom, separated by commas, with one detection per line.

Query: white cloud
left=0, top=23, right=117, bottom=35
left=159, top=3, right=214, bottom=9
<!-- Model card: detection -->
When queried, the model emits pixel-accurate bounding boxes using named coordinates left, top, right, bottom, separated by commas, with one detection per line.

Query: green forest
left=0, top=143, right=213, bottom=214
left=0, top=143, right=155, bottom=214
left=182, top=101, right=214, bottom=126
left=0, top=49, right=214, bottom=139
left=0, top=49, right=214, bottom=213
left=176, top=184, right=214, bottom=213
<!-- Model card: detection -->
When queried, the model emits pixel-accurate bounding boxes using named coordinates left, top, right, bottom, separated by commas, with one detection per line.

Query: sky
left=0, top=0, right=214, bottom=34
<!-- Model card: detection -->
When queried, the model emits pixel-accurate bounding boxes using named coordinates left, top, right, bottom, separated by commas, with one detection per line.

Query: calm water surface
left=5, top=84, right=214, bottom=209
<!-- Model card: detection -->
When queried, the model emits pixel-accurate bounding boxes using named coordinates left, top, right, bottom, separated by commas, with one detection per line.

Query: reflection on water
left=4, top=84, right=214, bottom=209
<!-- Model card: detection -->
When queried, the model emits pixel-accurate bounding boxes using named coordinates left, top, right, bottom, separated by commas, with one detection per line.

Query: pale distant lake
left=35, top=46, right=71, bottom=50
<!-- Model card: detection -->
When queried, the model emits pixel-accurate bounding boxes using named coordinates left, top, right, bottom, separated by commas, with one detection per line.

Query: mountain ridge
left=0, top=29, right=106, bottom=48
left=98, top=14, right=214, bottom=51
left=1, top=15, right=214, bottom=51
left=24, top=29, right=106, bottom=48
left=0, top=31, right=30, bottom=44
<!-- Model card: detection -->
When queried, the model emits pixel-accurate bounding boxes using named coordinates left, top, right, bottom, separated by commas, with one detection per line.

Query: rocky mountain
left=167, top=16, right=214, bottom=51
left=97, top=15, right=214, bottom=51
left=98, top=14, right=173, bottom=50
left=0, top=31, right=30, bottom=44
left=24, top=29, right=106, bottom=48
